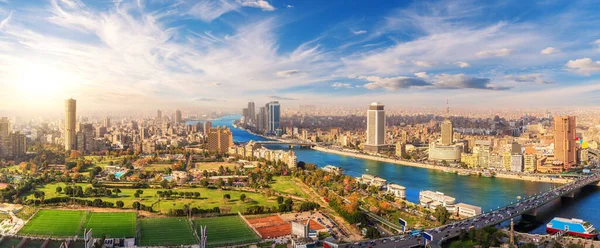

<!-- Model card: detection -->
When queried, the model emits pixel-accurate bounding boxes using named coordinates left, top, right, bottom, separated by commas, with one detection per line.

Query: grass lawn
left=139, top=217, right=197, bottom=246
left=84, top=212, right=136, bottom=238
left=193, top=162, right=236, bottom=171
left=193, top=215, right=259, bottom=247
left=31, top=183, right=279, bottom=214
left=143, top=163, right=172, bottom=172
left=19, top=210, right=87, bottom=237
left=270, top=176, right=309, bottom=198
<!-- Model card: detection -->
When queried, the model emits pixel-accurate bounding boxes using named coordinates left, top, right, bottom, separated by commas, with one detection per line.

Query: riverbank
left=311, top=146, right=571, bottom=185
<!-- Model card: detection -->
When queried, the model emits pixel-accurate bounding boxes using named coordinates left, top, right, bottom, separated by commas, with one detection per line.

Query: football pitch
left=193, top=215, right=260, bottom=247
left=84, top=212, right=136, bottom=238
left=19, top=210, right=87, bottom=237
left=138, top=218, right=197, bottom=246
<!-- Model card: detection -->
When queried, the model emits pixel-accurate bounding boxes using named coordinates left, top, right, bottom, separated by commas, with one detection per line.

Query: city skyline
left=1, top=0, right=600, bottom=114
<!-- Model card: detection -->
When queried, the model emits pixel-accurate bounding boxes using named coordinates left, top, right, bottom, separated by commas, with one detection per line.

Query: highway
left=344, top=172, right=600, bottom=248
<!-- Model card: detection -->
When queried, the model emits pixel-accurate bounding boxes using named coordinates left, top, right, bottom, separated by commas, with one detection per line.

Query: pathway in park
left=0, top=204, right=26, bottom=235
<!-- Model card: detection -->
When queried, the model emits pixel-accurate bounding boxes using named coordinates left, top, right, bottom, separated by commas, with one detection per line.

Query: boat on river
left=457, top=171, right=471, bottom=176
left=546, top=217, right=598, bottom=239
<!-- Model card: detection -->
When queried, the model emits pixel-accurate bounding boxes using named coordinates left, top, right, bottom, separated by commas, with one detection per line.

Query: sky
left=1, top=0, right=600, bottom=114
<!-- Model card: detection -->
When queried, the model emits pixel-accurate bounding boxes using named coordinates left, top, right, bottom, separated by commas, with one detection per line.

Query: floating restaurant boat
left=457, top=171, right=471, bottom=176
left=546, top=217, right=599, bottom=239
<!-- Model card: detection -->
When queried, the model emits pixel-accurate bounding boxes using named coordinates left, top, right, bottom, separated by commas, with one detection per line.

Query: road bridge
left=356, top=172, right=600, bottom=248
left=254, top=140, right=317, bottom=148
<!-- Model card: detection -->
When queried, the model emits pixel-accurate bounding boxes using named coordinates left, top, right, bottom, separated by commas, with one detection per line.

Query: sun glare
left=13, top=64, right=70, bottom=100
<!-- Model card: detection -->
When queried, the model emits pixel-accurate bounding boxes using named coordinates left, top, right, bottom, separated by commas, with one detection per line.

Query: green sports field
left=84, top=212, right=136, bottom=238
left=193, top=215, right=260, bottom=247
left=19, top=210, right=87, bottom=237
left=138, top=218, right=197, bottom=246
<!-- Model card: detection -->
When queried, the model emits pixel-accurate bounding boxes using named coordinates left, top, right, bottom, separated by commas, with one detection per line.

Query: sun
left=13, top=63, right=71, bottom=99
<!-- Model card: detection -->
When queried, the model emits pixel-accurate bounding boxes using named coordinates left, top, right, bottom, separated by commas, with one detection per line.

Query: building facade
left=207, top=127, right=233, bottom=154
left=554, top=116, right=576, bottom=170
left=65, top=98, right=77, bottom=151
left=364, top=102, right=386, bottom=153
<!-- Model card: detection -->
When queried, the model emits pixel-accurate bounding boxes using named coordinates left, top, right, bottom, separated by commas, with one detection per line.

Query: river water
left=188, top=115, right=600, bottom=235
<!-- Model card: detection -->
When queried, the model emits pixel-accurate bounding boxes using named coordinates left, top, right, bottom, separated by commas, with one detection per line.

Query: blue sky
left=1, top=0, right=600, bottom=113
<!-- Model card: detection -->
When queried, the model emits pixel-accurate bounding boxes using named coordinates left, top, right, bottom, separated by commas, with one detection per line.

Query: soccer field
left=19, top=210, right=87, bottom=237
left=138, top=218, right=197, bottom=246
left=193, top=215, right=260, bottom=247
left=84, top=212, right=136, bottom=238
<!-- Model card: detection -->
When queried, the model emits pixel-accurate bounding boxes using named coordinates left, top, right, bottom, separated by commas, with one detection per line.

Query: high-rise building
left=207, top=127, right=233, bottom=154
left=175, top=110, right=182, bottom=124
left=0, top=117, right=11, bottom=157
left=257, top=106, right=266, bottom=133
left=441, top=101, right=453, bottom=145
left=157, top=110, right=162, bottom=119
left=554, top=116, right=576, bottom=170
left=267, top=101, right=280, bottom=133
left=8, top=132, right=26, bottom=158
left=203, top=121, right=212, bottom=136
left=247, top=101, right=255, bottom=124
left=65, top=98, right=77, bottom=151
left=103, top=117, right=110, bottom=128
left=364, top=102, right=386, bottom=153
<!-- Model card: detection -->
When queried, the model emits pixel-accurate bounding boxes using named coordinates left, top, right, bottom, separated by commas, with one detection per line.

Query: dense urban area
left=0, top=99, right=598, bottom=248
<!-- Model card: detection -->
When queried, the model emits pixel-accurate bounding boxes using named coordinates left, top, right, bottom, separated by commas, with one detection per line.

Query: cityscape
left=1, top=0, right=600, bottom=248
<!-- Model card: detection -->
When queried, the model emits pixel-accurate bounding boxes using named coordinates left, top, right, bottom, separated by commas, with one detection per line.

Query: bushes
left=299, top=202, right=320, bottom=211
left=167, top=207, right=221, bottom=216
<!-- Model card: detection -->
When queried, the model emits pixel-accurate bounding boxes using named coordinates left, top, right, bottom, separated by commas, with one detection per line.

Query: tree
left=365, top=227, right=381, bottom=239
left=134, top=192, right=140, bottom=198
left=132, top=201, right=141, bottom=210
left=223, top=194, right=231, bottom=201
left=216, top=178, right=225, bottom=188
left=240, top=194, right=247, bottom=202
left=161, top=179, right=169, bottom=189
left=112, top=188, right=121, bottom=196
left=434, top=205, right=451, bottom=224
left=277, top=196, right=284, bottom=204
left=116, top=200, right=124, bottom=208
left=56, top=186, right=62, bottom=194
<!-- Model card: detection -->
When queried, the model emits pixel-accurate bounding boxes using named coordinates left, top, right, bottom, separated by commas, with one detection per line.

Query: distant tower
left=365, top=102, right=386, bottom=153
left=175, top=109, right=182, bottom=124
left=510, top=218, right=515, bottom=246
left=441, top=100, right=453, bottom=145
left=65, top=99, right=77, bottom=151
left=247, top=101, right=256, bottom=124
left=103, top=117, right=110, bottom=128
left=267, top=101, right=280, bottom=133
left=203, top=121, right=212, bottom=136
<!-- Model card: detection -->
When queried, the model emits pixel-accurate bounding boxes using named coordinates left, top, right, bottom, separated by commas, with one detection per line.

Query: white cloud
left=0, top=11, right=12, bottom=30
left=414, top=72, right=429, bottom=79
left=594, top=39, right=600, bottom=50
left=475, top=48, right=512, bottom=57
left=332, top=82, right=353, bottom=89
left=276, top=69, right=301, bottom=77
left=412, top=60, right=436, bottom=67
left=565, top=58, right=600, bottom=75
left=188, top=0, right=240, bottom=22
left=455, top=61, right=470, bottom=68
left=433, top=74, right=508, bottom=90
left=504, top=74, right=554, bottom=84
left=353, top=30, right=367, bottom=35
left=359, top=75, right=431, bottom=90
left=540, top=47, right=559, bottom=55
left=286, top=5, right=293, bottom=8
left=239, top=0, right=275, bottom=11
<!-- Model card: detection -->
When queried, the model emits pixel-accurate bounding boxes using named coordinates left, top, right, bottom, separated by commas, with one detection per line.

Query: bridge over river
left=356, top=172, right=600, bottom=248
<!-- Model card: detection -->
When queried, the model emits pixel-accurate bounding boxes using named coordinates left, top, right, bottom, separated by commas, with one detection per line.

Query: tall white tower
left=65, top=98, right=76, bottom=151
left=365, top=102, right=385, bottom=153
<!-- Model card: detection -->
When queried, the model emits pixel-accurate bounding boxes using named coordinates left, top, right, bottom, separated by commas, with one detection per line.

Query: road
left=350, top=172, right=600, bottom=248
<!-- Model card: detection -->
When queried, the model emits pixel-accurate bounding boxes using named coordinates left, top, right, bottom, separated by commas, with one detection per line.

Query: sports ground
left=193, top=215, right=260, bottom=247
left=84, top=212, right=136, bottom=238
left=18, top=210, right=87, bottom=237
left=138, top=217, right=197, bottom=246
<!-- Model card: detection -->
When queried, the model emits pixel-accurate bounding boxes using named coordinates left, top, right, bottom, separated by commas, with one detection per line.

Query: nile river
left=189, top=115, right=600, bottom=234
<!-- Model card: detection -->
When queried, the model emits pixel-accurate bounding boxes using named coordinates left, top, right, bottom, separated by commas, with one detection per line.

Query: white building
left=510, top=154, right=524, bottom=172
left=419, top=190, right=456, bottom=209
left=455, top=203, right=482, bottom=218
left=387, top=184, right=406, bottom=199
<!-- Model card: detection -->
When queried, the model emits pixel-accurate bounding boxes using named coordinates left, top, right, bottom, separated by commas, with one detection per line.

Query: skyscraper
left=103, top=117, right=110, bottom=128
left=554, top=116, right=576, bottom=170
left=0, top=117, right=10, bottom=157
left=175, top=110, right=182, bottom=124
left=267, top=101, right=280, bottom=133
left=364, top=102, right=386, bottom=153
left=257, top=106, right=266, bottom=133
left=441, top=100, right=453, bottom=145
left=65, top=98, right=77, bottom=151
left=203, top=121, right=212, bottom=136
left=247, top=101, right=255, bottom=124
left=157, top=110, right=162, bottom=119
